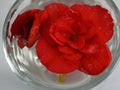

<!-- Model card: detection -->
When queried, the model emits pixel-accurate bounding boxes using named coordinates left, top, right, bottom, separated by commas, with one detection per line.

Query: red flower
left=11, top=3, right=114, bottom=75
left=36, top=3, right=114, bottom=75
left=11, top=9, right=42, bottom=48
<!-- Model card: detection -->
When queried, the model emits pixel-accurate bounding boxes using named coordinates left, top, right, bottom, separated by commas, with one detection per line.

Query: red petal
left=63, top=53, right=82, bottom=61
left=27, top=12, right=42, bottom=48
left=71, top=4, right=114, bottom=43
left=17, top=38, right=27, bottom=48
left=77, top=20, right=95, bottom=39
left=36, top=37, right=80, bottom=74
left=39, top=10, right=56, bottom=46
left=45, top=3, right=70, bottom=23
left=22, top=20, right=33, bottom=40
left=79, top=44, right=112, bottom=75
left=58, top=45, right=76, bottom=55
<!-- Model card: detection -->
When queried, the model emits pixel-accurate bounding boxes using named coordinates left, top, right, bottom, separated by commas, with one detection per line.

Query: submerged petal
left=71, top=4, right=114, bottom=43
left=79, top=44, right=112, bottom=75
left=36, top=37, right=80, bottom=74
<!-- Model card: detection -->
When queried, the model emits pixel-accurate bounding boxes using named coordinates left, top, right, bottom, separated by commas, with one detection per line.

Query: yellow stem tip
left=57, top=74, right=66, bottom=83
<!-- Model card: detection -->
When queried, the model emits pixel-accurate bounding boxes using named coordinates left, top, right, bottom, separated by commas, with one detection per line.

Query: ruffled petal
left=71, top=4, right=114, bottom=43
left=45, top=3, right=70, bottom=23
left=63, top=53, right=82, bottom=61
left=27, top=12, right=42, bottom=48
left=36, top=37, right=80, bottom=74
left=79, top=44, right=112, bottom=75
left=58, top=45, right=82, bottom=61
left=58, top=45, right=76, bottom=55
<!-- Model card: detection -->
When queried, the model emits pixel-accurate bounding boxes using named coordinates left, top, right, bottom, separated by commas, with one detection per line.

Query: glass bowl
left=2, top=0, right=120, bottom=90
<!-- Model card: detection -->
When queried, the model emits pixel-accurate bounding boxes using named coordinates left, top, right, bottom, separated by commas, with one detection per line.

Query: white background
left=0, top=0, right=120, bottom=90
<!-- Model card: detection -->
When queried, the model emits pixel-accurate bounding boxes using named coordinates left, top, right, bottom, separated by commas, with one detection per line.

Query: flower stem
left=57, top=74, right=66, bottom=83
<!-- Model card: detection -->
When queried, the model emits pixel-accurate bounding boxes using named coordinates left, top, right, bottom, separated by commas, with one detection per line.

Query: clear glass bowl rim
left=2, top=0, right=120, bottom=90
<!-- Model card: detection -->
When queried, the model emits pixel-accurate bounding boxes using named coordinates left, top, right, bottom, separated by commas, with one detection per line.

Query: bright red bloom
left=36, top=3, right=114, bottom=75
left=11, top=9, right=42, bottom=48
